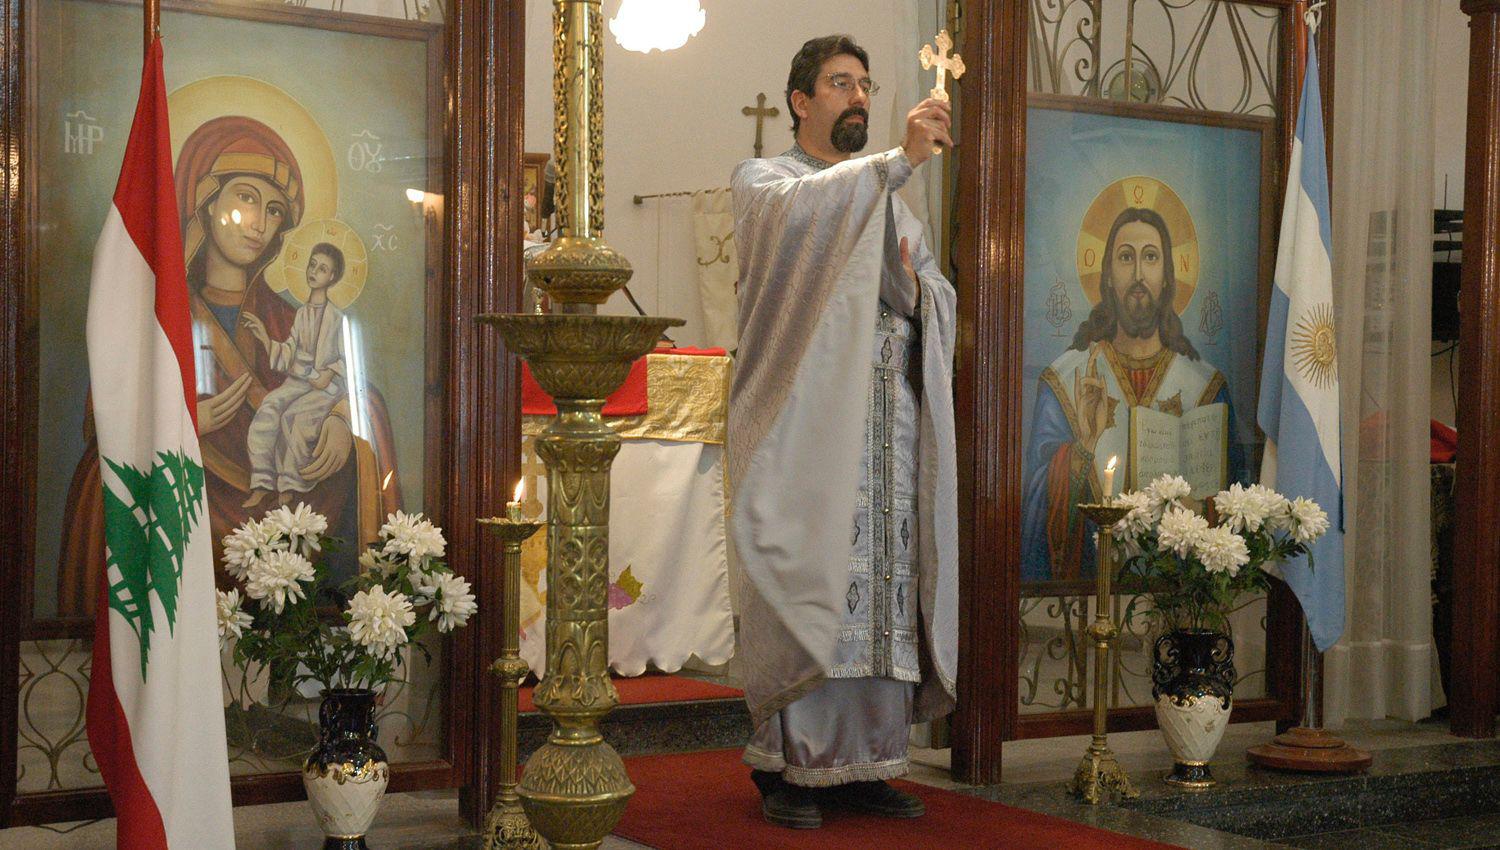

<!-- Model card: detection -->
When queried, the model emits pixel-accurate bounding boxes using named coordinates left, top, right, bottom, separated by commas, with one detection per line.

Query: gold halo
left=266, top=219, right=369, bottom=309
left=1075, top=176, right=1199, bottom=315
left=168, top=76, right=337, bottom=225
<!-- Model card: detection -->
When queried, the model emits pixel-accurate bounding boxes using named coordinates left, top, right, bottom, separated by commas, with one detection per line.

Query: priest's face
left=1107, top=220, right=1169, bottom=338
left=799, top=54, right=871, bottom=155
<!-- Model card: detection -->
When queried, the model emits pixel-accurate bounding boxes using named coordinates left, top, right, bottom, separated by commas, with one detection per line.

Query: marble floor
left=1279, top=814, right=1500, bottom=850
left=1, top=718, right=1490, bottom=849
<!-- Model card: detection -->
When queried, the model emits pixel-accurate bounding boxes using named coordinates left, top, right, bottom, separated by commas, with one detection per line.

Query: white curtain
left=1324, top=1, right=1442, bottom=725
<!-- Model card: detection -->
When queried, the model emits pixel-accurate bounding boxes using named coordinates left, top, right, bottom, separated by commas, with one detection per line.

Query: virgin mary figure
left=56, top=115, right=401, bottom=616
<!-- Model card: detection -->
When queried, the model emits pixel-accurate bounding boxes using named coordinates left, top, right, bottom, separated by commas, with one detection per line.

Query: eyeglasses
left=823, top=72, right=880, bottom=96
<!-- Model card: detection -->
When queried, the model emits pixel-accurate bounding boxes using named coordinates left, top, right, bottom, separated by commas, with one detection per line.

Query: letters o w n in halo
left=1291, top=302, right=1338, bottom=389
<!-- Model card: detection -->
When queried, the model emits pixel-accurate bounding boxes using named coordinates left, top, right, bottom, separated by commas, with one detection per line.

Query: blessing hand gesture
left=240, top=313, right=271, bottom=352
left=1074, top=347, right=1114, bottom=454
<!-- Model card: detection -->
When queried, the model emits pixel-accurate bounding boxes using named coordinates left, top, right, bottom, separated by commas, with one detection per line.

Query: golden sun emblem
left=1291, top=302, right=1338, bottom=388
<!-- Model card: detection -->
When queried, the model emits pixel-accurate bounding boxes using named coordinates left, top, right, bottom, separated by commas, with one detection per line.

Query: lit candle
left=1103, top=456, right=1118, bottom=500
left=507, top=480, right=524, bottom=521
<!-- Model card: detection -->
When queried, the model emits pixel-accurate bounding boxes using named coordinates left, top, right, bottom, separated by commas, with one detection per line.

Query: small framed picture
left=523, top=152, right=550, bottom=237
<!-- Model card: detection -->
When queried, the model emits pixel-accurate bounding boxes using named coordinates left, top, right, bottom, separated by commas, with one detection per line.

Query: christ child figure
left=241, top=243, right=349, bottom=508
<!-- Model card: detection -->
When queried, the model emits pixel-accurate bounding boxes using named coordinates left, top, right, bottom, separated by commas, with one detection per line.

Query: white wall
left=1434, top=6, right=1470, bottom=209
left=525, top=0, right=922, bottom=345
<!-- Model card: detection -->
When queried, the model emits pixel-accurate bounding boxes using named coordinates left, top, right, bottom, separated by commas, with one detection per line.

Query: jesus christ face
left=306, top=252, right=338, bottom=291
left=1108, top=220, right=1168, bottom=339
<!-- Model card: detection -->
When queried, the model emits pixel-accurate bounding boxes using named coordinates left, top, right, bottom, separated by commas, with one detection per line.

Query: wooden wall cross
left=741, top=92, right=780, bottom=158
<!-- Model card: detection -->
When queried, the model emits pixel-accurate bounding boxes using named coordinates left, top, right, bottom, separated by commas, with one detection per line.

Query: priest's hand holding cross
left=901, top=98, right=952, bottom=168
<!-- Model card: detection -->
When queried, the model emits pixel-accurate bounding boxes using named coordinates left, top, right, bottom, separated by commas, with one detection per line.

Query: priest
left=729, top=34, right=959, bottom=830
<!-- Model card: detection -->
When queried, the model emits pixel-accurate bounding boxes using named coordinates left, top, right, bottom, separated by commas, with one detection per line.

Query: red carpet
left=518, top=674, right=742, bottom=713
left=611, top=749, right=1183, bottom=850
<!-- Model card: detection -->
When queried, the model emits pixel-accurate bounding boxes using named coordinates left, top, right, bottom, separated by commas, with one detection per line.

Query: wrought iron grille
left=15, top=635, right=444, bottom=793
left=1029, top=0, right=1280, bottom=115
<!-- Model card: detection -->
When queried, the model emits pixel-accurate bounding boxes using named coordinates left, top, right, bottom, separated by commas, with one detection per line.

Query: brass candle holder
left=1068, top=502, right=1140, bottom=805
left=479, top=1, right=682, bottom=847
left=477, top=516, right=545, bottom=850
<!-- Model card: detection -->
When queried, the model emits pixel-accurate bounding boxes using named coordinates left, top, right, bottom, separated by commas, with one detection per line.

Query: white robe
left=247, top=301, right=346, bottom=493
left=729, top=146, right=959, bottom=732
left=744, top=297, right=924, bottom=785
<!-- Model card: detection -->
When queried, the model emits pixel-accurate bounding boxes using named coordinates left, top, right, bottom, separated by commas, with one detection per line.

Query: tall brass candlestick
left=477, top=516, right=545, bottom=850
left=1069, top=502, right=1140, bottom=804
left=480, top=1, right=682, bottom=847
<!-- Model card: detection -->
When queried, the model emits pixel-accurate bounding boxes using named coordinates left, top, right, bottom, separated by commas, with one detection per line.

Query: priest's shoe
left=752, top=771, right=822, bottom=829
left=824, top=780, right=926, bottom=818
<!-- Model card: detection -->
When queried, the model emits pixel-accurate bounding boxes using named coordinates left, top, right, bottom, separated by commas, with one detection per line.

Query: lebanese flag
left=83, top=37, right=236, bottom=849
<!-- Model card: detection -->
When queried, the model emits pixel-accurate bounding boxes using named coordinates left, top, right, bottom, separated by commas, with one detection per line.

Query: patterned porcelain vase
left=1152, top=629, right=1235, bottom=789
left=303, top=689, right=390, bottom=849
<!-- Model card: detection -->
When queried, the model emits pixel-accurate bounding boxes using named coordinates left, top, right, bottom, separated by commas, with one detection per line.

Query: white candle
left=1103, top=456, right=1118, bottom=499
left=507, top=479, right=524, bottom=521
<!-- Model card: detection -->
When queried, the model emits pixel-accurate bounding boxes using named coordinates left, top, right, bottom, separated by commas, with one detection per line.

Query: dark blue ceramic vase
left=302, top=688, right=389, bottom=849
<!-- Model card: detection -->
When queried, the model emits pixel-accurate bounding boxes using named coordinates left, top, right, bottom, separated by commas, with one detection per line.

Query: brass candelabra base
left=482, top=806, right=544, bottom=850
left=1070, top=741, right=1140, bottom=804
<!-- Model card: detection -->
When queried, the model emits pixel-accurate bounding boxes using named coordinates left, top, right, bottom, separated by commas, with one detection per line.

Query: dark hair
left=1070, top=207, right=1199, bottom=360
left=309, top=242, right=346, bottom=284
left=786, top=35, right=869, bottom=133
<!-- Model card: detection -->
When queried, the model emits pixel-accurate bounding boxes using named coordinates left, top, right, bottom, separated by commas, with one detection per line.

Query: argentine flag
left=1258, top=44, right=1344, bottom=652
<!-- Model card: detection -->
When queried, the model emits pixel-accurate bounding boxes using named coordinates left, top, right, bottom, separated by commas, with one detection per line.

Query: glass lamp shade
left=609, top=0, right=706, bottom=54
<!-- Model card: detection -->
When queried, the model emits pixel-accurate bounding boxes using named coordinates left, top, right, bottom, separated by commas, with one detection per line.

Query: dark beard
left=830, top=107, right=869, bottom=153
left=1118, top=282, right=1161, bottom=339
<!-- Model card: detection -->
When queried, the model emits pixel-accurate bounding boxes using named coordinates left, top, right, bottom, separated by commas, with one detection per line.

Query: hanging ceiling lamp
left=609, top=0, right=706, bottom=54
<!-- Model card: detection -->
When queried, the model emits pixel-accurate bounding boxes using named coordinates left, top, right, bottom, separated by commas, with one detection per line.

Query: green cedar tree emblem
left=101, top=449, right=205, bottom=680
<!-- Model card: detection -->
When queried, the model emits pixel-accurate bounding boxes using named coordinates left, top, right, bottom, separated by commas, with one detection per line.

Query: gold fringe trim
left=742, top=747, right=912, bottom=788
left=782, top=757, right=910, bottom=788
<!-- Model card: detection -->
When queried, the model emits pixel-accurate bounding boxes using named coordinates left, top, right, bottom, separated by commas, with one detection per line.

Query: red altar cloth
left=520, top=346, right=726, bottom=416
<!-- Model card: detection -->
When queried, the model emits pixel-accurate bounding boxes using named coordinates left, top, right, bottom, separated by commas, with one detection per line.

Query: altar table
left=518, top=349, right=735, bottom=677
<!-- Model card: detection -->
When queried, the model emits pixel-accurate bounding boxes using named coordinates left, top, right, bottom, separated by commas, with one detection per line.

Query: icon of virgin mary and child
left=56, top=108, right=401, bottom=614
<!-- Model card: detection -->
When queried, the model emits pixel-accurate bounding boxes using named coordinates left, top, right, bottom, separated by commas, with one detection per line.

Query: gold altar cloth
left=522, top=351, right=729, bottom=445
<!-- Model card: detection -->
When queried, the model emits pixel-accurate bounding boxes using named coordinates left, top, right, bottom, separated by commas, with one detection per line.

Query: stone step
left=1122, top=739, right=1500, bottom=841
left=518, top=697, right=752, bottom=760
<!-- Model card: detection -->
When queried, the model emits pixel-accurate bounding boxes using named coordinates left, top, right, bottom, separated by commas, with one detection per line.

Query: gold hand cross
left=919, top=29, right=965, bottom=103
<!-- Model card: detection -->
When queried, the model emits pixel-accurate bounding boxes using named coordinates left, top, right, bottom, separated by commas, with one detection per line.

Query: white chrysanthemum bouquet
left=216, top=504, right=477, bottom=692
left=1110, top=475, right=1330, bottom=633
